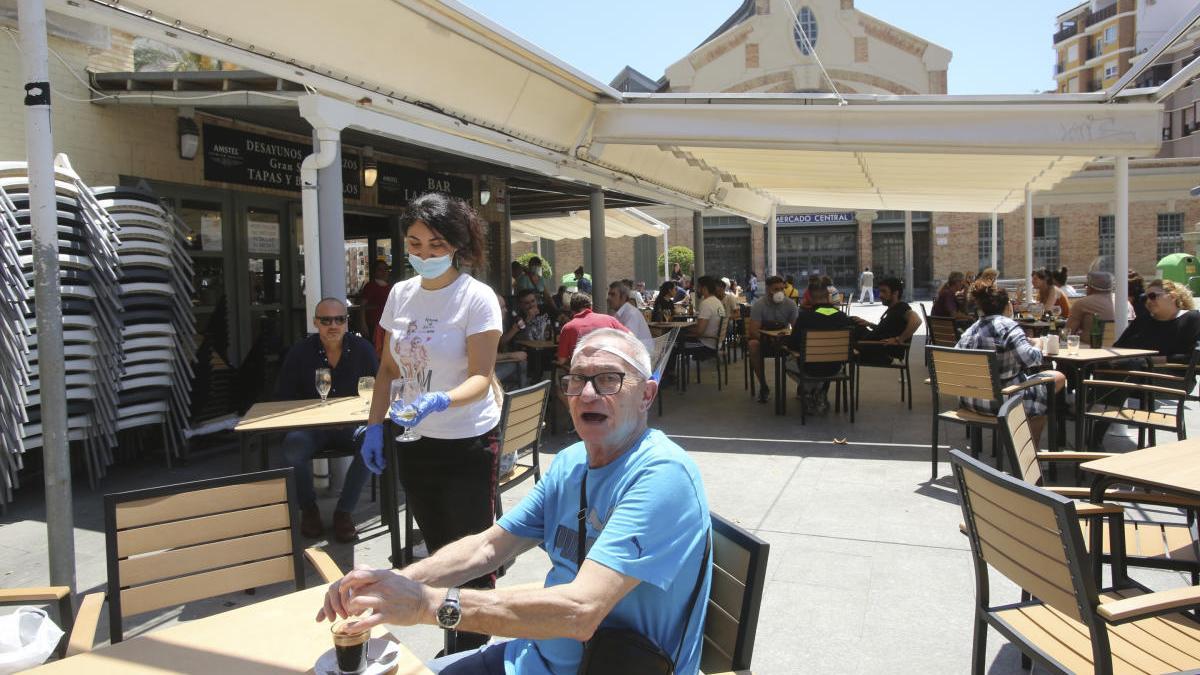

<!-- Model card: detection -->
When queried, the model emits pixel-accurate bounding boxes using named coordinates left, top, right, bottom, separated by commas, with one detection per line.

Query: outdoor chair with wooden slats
left=0, top=586, right=78, bottom=657
left=951, top=449, right=1200, bottom=675
left=652, top=328, right=681, bottom=417
left=854, top=338, right=913, bottom=410
left=493, top=380, right=551, bottom=518
left=679, top=316, right=729, bottom=391
left=700, top=512, right=769, bottom=675
left=782, top=328, right=854, bottom=424
left=1080, top=346, right=1199, bottom=449
left=67, top=468, right=341, bottom=649
left=927, top=346, right=1056, bottom=481
left=995, top=394, right=1200, bottom=584
left=921, top=304, right=963, bottom=367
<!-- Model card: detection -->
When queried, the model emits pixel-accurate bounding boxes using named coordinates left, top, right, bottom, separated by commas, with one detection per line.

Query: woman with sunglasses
left=358, top=192, right=503, bottom=654
left=1114, top=279, right=1200, bottom=362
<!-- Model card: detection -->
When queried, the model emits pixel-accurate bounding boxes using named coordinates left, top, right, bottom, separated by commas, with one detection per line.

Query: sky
left=457, top=0, right=1062, bottom=95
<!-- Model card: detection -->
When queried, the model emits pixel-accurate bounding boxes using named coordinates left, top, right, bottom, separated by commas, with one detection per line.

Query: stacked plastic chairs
left=0, top=157, right=195, bottom=509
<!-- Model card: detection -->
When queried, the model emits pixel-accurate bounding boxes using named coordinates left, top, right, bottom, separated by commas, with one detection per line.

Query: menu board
left=203, top=123, right=361, bottom=198
left=376, top=162, right=473, bottom=206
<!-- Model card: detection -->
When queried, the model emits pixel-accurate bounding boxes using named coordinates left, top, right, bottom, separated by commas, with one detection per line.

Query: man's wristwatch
left=436, top=588, right=462, bottom=630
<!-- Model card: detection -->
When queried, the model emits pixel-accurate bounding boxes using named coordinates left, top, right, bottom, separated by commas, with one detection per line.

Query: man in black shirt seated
left=274, top=298, right=379, bottom=542
left=788, top=286, right=859, bottom=414
left=853, top=277, right=921, bottom=365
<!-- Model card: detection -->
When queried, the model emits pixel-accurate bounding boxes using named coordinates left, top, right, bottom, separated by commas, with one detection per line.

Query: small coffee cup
left=331, top=618, right=370, bottom=674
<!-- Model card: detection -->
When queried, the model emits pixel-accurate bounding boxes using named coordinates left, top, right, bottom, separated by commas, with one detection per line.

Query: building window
left=1104, top=62, right=1119, bottom=79
left=977, top=219, right=1004, bottom=276
left=1067, top=43, right=1079, bottom=62
left=1158, top=213, right=1185, bottom=260
left=1098, top=215, right=1114, bottom=271
left=1033, top=217, right=1060, bottom=270
left=1185, top=106, right=1196, bottom=136
left=1104, top=26, right=1117, bottom=44
left=1067, top=76, right=1079, bottom=92
left=1164, top=112, right=1173, bottom=140
left=793, top=6, right=819, bottom=56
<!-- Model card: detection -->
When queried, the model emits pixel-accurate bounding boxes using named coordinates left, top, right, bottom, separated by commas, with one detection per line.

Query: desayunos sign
left=203, top=124, right=359, bottom=197
left=775, top=212, right=856, bottom=225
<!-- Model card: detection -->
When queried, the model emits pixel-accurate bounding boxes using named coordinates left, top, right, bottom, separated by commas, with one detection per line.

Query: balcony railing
left=1085, top=3, right=1117, bottom=26
left=1053, top=24, right=1078, bottom=43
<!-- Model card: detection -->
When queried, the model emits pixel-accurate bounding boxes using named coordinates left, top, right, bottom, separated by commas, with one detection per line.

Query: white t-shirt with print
left=379, top=273, right=502, bottom=439
left=696, top=295, right=726, bottom=349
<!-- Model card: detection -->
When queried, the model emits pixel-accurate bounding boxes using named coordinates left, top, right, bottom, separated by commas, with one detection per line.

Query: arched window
left=793, top=6, right=818, bottom=56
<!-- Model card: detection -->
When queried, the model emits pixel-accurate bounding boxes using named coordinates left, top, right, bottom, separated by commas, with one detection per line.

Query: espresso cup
left=331, top=618, right=370, bottom=674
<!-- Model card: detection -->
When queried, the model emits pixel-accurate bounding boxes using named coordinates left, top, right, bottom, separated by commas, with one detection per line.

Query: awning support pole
left=300, top=128, right=340, bottom=325
left=1025, top=187, right=1034, bottom=303
left=768, top=204, right=778, bottom=276
left=20, top=0, right=75, bottom=594
left=903, top=210, right=914, bottom=298
left=1115, top=155, right=1130, bottom=336
left=662, top=223, right=669, bottom=282
left=315, top=130, right=346, bottom=305
left=692, top=210, right=704, bottom=279
left=990, top=212, right=998, bottom=271
left=589, top=187, right=608, bottom=313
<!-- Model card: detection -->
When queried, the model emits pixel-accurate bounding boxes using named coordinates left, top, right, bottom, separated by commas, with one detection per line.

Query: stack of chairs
left=95, top=186, right=196, bottom=466
left=0, top=157, right=195, bottom=509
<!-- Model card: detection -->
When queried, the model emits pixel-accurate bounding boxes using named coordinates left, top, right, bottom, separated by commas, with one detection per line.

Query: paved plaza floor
left=2, top=300, right=1194, bottom=673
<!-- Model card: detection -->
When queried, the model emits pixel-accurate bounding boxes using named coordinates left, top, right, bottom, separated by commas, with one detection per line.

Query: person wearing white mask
left=747, top=275, right=799, bottom=403
left=359, top=192, right=503, bottom=655
left=515, top=255, right=555, bottom=308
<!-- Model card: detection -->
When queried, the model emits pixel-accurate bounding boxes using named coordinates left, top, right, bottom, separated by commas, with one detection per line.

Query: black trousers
left=397, top=426, right=499, bottom=653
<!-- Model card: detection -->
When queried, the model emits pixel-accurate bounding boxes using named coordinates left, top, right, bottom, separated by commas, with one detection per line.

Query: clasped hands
left=316, top=566, right=437, bottom=631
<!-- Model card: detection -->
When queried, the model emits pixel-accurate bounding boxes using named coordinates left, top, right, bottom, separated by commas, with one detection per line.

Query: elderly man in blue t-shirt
left=318, top=328, right=711, bottom=675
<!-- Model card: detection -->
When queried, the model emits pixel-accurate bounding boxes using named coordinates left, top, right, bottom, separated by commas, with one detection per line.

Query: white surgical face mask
left=772, top=291, right=785, bottom=303
left=408, top=253, right=453, bottom=279
left=530, top=266, right=541, bottom=275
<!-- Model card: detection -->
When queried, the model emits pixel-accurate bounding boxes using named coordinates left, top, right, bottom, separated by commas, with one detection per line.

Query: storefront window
left=778, top=228, right=858, bottom=289
left=1033, top=217, right=1060, bottom=271
left=977, top=218, right=1004, bottom=276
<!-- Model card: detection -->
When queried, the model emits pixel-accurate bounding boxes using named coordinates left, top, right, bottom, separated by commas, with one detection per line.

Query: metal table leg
left=383, top=427, right=404, bottom=569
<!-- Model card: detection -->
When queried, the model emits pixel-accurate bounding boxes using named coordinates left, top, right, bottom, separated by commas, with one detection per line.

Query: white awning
left=511, top=208, right=667, bottom=242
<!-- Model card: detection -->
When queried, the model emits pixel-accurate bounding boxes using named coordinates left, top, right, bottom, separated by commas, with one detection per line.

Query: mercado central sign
left=203, top=123, right=361, bottom=198
left=775, top=212, right=857, bottom=225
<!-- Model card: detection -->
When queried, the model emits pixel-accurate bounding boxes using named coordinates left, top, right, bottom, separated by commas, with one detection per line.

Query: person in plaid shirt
left=955, top=283, right=1065, bottom=444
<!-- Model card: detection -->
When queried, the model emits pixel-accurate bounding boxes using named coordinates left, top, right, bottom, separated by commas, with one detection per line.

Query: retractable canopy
left=49, top=0, right=1167, bottom=222
left=512, top=208, right=667, bottom=242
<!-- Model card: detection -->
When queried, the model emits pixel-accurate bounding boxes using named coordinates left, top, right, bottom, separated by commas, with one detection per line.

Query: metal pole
left=1025, top=187, right=1035, bottom=303
left=662, top=223, right=669, bottom=282
left=589, top=187, right=607, bottom=313
left=20, top=0, right=75, bottom=594
left=692, top=210, right=705, bottom=278
left=768, top=204, right=778, bottom=276
left=903, top=210, right=914, bottom=298
left=1115, top=155, right=1130, bottom=335
left=990, top=211, right=998, bottom=271
left=315, top=131, right=346, bottom=303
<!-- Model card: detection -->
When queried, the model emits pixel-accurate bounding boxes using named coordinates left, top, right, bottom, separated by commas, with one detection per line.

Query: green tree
left=656, top=246, right=694, bottom=278
left=515, top=252, right=552, bottom=279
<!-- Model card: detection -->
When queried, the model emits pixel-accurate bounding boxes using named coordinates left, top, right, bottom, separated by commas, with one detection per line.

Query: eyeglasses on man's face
left=560, top=371, right=632, bottom=396
left=1146, top=291, right=1170, bottom=302
left=316, top=315, right=348, bottom=326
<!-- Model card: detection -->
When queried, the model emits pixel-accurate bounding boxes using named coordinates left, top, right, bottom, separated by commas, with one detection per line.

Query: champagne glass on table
left=315, top=368, right=332, bottom=406
left=1050, top=304, right=1062, bottom=327
left=357, top=376, right=375, bottom=412
left=390, top=377, right=424, bottom=442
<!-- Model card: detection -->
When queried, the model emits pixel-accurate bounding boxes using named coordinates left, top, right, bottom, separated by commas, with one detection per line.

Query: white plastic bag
left=0, top=607, right=64, bottom=674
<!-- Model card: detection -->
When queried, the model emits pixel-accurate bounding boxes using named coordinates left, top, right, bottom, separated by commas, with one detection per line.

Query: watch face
left=437, top=603, right=461, bottom=629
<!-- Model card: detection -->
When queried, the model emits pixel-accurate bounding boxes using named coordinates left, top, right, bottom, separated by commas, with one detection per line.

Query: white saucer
left=314, top=637, right=401, bottom=675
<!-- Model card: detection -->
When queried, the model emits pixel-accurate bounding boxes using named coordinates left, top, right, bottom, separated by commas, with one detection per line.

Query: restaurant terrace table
left=1082, top=439, right=1200, bottom=500
left=1047, top=347, right=1156, bottom=451
left=235, top=396, right=371, bottom=472
left=648, top=321, right=692, bottom=337
left=26, top=585, right=431, bottom=674
left=759, top=327, right=792, bottom=415
left=514, top=338, right=557, bottom=381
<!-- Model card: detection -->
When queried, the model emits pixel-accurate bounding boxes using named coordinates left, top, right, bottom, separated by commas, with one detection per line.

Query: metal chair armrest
left=1083, top=379, right=1187, bottom=397
left=1001, top=373, right=1057, bottom=396
left=1098, top=585, right=1200, bottom=624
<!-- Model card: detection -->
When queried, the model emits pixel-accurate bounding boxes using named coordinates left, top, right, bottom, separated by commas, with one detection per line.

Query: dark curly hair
left=970, top=281, right=1010, bottom=316
left=399, top=192, right=485, bottom=267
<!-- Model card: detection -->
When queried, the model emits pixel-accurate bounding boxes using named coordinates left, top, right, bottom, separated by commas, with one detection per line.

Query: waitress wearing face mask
left=358, top=192, right=502, bottom=654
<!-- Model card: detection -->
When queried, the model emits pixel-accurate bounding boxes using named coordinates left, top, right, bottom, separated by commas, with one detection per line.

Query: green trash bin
left=1156, top=253, right=1199, bottom=284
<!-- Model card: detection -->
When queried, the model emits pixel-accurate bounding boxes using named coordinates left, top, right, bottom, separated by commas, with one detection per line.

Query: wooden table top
left=1046, top=347, right=1155, bottom=364
left=647, top=321, right=693, bottom=329
left=235, top=396, right=371, bottom=433
left=759, top=327, right=792, bottom=338
left=1081, top=440, right=1200, bottom=497
left=28, top=586, right=431, bottom=674
left=514, top=339, right=557, bottom=350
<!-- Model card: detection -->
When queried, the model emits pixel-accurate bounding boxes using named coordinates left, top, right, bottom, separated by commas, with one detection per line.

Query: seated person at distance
left=273, top=297, right=378, bottom=542
left=787, top=286, right=858, bottom=414
left=747, top=275, right=800, bottom=403
left=318, top=329, right=711, bottom=675
left=853, top=277, right=921, bottom=366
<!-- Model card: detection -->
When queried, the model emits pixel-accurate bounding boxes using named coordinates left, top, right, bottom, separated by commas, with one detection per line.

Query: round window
left=793, top=6, right=818, bottom=56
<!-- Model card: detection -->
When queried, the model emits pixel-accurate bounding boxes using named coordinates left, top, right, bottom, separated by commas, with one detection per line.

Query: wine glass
left=390, top=377, right=423, bottom=442
left=1050, top=304, right=1062, bottom=325
left=315, top=368, right=332, bottom=406
left=357, top=376, right=375, bottom=412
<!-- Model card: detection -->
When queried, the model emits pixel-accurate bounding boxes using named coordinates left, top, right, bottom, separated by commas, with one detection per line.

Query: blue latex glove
left=388, top=391, right=451, bottom=428
left=359, top=423, right=386, bottom=475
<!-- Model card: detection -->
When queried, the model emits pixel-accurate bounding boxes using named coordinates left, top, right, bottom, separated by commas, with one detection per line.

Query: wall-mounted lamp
left=479, top=187, right=491, bottom=206
left=177, top=110, right=199, bottom=160
left=362, top=146, right=378, bottom=188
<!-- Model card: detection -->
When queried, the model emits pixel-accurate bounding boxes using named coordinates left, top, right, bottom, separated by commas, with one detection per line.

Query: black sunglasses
left=316, top=315, right=348, bottom=326
left=1145, top=291, right=1168, bottom=302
